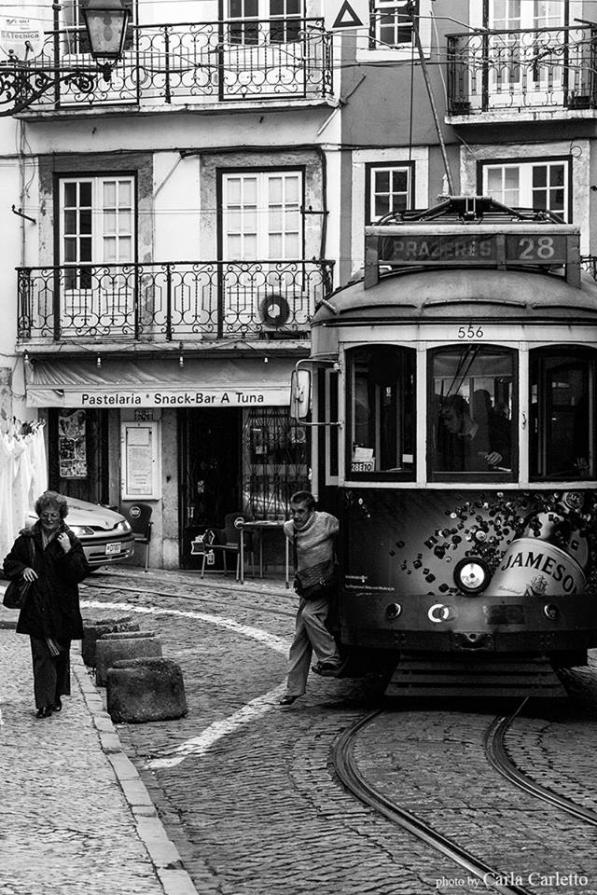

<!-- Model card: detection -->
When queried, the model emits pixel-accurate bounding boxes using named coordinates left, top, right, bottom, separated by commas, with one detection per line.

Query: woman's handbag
left=2, top=538, right=35, bottom=610
left=2, top=577, right=32, bottom=610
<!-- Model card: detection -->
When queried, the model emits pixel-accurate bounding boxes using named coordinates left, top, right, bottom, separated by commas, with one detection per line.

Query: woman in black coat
left=3, top=491, right=90, bottom=718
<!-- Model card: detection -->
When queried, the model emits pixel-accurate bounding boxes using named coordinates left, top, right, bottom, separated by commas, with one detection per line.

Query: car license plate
left=105, top=543, right=122, bottom=555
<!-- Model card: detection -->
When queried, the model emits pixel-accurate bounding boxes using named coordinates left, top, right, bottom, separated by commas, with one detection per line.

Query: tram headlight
left=543, top=604, right=560, bottom=621
left=454, top=557, right=490, bottom=594
left=386, top=603, right=402, bottom=620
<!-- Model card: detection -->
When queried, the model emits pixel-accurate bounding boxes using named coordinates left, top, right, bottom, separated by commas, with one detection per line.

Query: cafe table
left=238, top=520, right=290, bottom=587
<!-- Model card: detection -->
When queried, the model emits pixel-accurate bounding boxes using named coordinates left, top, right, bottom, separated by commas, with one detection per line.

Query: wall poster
left=58, top=409, right=87, bottom=479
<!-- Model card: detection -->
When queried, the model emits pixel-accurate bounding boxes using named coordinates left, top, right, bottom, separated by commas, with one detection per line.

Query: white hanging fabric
left=1, top=422, right=48, bottom=566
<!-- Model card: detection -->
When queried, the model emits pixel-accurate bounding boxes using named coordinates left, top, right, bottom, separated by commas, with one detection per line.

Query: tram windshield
left=430, top=346, right=515, bottom=479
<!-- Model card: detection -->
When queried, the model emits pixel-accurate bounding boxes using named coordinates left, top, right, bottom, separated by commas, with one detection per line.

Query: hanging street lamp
left=0, top=0, right=130, bottom=115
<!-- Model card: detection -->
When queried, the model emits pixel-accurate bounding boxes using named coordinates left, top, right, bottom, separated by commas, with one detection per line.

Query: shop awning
left=26, top=357, right=293, bottom=408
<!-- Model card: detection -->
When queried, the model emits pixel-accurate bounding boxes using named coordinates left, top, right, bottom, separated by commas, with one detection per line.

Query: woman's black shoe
left=36, top=705, right=53, bottom=719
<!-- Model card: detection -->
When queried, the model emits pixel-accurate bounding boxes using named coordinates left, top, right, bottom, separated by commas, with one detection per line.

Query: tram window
left=530, top=348, right=596, bottom=481
left=430, top=346, right=516, bottom=480
left=348, top=345, right=415, bottom=479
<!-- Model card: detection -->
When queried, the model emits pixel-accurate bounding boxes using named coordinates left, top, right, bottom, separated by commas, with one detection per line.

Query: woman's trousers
left=29, top=636, right=71, bottom=709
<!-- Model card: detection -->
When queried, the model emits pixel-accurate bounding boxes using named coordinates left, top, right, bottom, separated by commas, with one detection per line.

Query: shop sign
left=31, top=386, right=290, bottom=408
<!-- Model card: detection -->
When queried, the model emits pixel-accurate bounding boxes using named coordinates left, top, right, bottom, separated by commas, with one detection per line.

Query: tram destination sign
left=377, top=231, right=569, bottom=267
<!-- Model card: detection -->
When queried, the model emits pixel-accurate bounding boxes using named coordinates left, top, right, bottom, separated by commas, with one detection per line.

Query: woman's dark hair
left=290, top=490, right=316, bottom=510
left=34, top=491, right=69, bottom=519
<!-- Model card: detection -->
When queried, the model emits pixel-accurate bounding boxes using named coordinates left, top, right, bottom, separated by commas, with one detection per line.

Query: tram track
left=81, top=577, right=297, bottom=618
left=332, top=710, right=535, bottom=895
left=484, top=700, right=597, bottom=828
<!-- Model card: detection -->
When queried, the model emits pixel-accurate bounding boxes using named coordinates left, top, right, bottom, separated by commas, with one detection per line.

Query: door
left=179, top=408, right=242, bottom=566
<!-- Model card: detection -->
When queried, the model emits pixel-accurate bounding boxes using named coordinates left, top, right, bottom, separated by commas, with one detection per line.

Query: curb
left=72, top=649, right=201, bottom=895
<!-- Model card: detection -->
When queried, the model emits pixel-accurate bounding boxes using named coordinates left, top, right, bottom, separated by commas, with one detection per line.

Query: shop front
left=26, top=354, right=308, bottom=570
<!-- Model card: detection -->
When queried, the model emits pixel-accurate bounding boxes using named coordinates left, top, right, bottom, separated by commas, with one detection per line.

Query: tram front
left=298, top=198, right=597, bottom=693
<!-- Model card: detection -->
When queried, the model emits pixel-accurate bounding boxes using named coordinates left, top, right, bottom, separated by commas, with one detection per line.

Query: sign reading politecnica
left=0, top=16, right=45, bottom=61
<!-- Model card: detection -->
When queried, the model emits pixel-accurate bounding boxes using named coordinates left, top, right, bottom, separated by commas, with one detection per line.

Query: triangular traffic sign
left=332, top=0, right=365, bottom=29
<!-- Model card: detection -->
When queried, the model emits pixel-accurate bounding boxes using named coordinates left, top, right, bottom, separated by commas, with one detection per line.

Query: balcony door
left=487, top=0, right=566, bottom=109
left=223, top=0, right=308, bottom=98
left=58, top=176, right=135, bottom=335
left=220, top=169, right=307, bottom=334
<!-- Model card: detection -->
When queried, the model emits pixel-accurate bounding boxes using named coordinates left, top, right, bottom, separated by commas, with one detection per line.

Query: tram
left=293, top=196, right=597, bottom=693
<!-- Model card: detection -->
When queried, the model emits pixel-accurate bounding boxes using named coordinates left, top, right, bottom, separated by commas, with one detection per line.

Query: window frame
left=529, top=345, right=596, bottom=482
left=219, top=167, right=305, bottom=261
left=58, top=173, right=136, bottom=289
left=225, top=0, right=304, bottom=45
left=345, top=344, right=417, bottom=482
left=365, top=161, right=415, bottom=224
left=427, top=344, right=518, bottom=484
left=477, top=156, right=572, bottom=222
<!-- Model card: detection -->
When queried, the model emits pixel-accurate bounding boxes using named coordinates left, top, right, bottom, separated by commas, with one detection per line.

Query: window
left=242, top=407, right=308, bottom=518
left=530, top=348, right=596, bottom=481
left=488, top=0, right=563, bottom=30
left=348, top=345, right=416, bottom=479
left=371, top=1, right=416, bottom=49
left=60, top=176, right=134, bottom=289
left=430, top=346, right=515, bottom=480
left=222, top=170, right=302, bottom=259
left=228, top=0, right=302, bottom=45
left=482, top=160, right=569, bottom=220
left=366, top=162, right=414, bottom=223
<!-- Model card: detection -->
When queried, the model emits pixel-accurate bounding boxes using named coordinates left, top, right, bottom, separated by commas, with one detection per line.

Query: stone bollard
left=82, top=617, right=140, bottom=668
left=106, top=657, right=187, bottom=723
left=95, top=631, right=162, bottom=687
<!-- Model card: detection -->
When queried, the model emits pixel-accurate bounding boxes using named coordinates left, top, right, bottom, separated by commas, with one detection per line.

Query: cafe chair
left=200, top=512, right=254, bottom=580
left=122, top=503, right=153, bottom=571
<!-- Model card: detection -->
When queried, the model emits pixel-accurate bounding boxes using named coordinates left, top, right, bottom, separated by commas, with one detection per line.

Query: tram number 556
left=457, top=325, right=484, bottom=339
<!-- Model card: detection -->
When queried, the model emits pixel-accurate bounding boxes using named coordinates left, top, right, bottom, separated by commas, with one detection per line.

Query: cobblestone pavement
left=72, top=567, right=597, bottom=895
left=0, top=601, right=197, bottom=895
left=5, top=565, right=597, bottom=895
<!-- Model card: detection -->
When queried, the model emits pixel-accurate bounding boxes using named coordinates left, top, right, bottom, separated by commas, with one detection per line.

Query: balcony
left=447, top=25, right=597, bottom=120
left=1, top=17, right=333, bottom=115
left=17, top=259, right=333, bottom=343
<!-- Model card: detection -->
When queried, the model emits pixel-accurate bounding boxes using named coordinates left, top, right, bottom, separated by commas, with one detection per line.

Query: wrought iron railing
left=17, top=259, right=334, bottom=342
left=447, top=25, right=597, bottom=115
left=1, top=17, right=333, bottom=113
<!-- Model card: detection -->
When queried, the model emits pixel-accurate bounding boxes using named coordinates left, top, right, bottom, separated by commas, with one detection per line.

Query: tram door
left=179, top=408, right=241, bottom=567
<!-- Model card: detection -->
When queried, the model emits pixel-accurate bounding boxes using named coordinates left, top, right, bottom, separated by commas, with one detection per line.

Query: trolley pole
left=408, top=2, right=455, bottom=195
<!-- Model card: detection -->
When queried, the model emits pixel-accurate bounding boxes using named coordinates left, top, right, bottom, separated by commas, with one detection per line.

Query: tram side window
left=348, top=345, right=415, bottom=478
left=430, top=346, right=515, bottom=479
left=530, top=348, right=596, bottom=481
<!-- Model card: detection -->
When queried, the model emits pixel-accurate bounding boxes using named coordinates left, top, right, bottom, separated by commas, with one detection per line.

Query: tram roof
left=312, top=268, right=597, bottom=325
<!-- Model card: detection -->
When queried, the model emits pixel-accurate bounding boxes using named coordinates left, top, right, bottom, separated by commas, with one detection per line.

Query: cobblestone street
left=3, top=566, right=597, bottom=895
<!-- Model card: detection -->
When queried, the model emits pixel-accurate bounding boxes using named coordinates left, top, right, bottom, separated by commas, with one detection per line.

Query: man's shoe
left=52, top=698, right=62, bottom=712
left=312, top=660, right=344, bottom=677
left=36, top=705, right=53, bottom=719
left=279, top=694, right=300, bottom=705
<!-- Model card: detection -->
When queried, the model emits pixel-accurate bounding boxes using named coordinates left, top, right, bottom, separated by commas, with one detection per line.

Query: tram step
left=385, top=655, right=567, bottom=699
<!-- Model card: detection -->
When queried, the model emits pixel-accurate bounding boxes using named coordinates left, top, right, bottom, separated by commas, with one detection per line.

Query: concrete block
left=95, top=631, right=162, bottom=687
left=82, top=616, right=140, bottom=667
left=106, top=657, right=187, bottom=724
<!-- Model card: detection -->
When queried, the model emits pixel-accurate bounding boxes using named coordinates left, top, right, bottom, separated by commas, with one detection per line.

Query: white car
left=28, top=497, right=135, bottom=569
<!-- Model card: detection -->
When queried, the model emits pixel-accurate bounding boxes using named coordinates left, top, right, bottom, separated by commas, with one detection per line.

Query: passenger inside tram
left=436, top=393, right=511, bottom=472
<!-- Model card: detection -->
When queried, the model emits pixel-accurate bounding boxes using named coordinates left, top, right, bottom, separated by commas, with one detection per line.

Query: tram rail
left=332, top=709, right=535, bottom=895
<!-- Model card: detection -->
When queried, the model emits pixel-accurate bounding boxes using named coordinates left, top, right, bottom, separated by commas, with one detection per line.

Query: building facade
left=2, top=0, right=597, bottom=568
